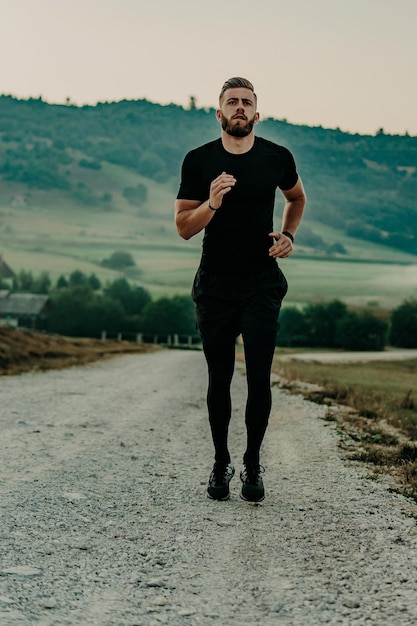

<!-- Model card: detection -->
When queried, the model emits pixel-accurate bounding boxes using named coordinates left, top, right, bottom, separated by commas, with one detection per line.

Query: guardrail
left=100, top=331, right=201, bottom=347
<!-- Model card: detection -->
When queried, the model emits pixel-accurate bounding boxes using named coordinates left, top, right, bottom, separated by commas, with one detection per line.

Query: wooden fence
left=100, top=331, right=201, bottom=347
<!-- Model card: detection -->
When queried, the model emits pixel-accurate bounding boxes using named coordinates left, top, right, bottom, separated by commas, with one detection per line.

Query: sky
left=1, top=0, right=416, bottom=136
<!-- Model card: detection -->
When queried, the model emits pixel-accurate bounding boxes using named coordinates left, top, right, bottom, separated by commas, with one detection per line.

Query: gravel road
left=1, top=349, right=417, bottom=626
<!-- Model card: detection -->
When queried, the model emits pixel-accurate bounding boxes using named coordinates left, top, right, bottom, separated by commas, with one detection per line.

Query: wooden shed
left=0, top=293, right=49, bottom=328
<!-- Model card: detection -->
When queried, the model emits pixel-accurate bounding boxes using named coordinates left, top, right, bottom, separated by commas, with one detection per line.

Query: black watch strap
left=282, top=230, right=294, bottom=243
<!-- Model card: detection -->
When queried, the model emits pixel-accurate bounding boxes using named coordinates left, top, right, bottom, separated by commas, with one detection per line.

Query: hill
left=0, top=95, right=416, bottom=307
left=1, top=95, right=417, bottom=254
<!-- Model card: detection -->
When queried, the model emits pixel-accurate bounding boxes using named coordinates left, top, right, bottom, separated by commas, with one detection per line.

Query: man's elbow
left=178, top=228, right=192, bottom=241
left=175, top=217, right=192, bottom=240
left=295, top=189, right=307, bottom=209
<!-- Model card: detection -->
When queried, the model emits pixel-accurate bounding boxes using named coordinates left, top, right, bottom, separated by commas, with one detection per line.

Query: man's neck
left=221, top=131, right=255, bottom=155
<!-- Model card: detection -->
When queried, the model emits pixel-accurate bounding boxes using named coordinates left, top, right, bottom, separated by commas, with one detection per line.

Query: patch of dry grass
left=0, top=327, right=158, bottom=376
left=272, top=354, right=417, bottom=502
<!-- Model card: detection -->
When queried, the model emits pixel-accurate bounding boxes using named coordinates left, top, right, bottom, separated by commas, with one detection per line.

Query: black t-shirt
left=177, top=136, right=298, bottom=272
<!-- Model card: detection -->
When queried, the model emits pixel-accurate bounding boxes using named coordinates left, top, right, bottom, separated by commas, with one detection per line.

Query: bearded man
left=175, top=77, right=306, bottom=502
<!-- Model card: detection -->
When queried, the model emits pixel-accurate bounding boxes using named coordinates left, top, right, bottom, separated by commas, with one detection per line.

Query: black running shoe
left=207, top=462, right=235, bottom=500
left=240, top=464, right=265, bottom=502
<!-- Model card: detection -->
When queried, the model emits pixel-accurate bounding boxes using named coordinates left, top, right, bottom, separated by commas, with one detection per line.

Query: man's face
left=217, top=87, right=259, bottom=137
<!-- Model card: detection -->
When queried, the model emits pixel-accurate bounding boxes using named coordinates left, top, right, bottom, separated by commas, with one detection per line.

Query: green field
left=280, top=256, right=417, bottom=309
left=1, top=171, right=416, bottom=308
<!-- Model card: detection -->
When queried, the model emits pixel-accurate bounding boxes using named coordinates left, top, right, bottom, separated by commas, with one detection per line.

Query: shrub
left=122, top=183, right=148, bottom=207
left=335, top=312, right=388, bottom=351
left=389, top=298, right=417, bottom=348
left=141, top=295, right=195, bottom=335
left=277, top=307, right=311, bottom=347
left=303, top=300, right=348, bottom=347
left=102, top=251, right=135, bottom=270
left=78, top=158, right=101, bottom=169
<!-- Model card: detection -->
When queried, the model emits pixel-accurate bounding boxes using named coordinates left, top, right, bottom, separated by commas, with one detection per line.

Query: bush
left=141, top=295, right=196, bottom=335
left=104, top=277, right=151, bottom=315
left=335, top=312, right=388, bottom=351
left=47, top=286, right=126, bottom=337
left=277, top=300, right=388, bottom=350
left=303, top=300, right=348, bottom=347
left=389, top=298, right=417, bottom=348
left=102, top=251, right=135, bottom=270
left=78, top=158, right=101, bottom=169
left=277, top=307, right=311, bottom=347
left=122, top=183, right=148, bottom=207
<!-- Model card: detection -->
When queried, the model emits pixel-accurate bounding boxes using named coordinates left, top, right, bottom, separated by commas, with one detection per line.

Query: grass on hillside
left=272, top=355, right=417, bottom=502
left=1, top=164, right=417, bottom=304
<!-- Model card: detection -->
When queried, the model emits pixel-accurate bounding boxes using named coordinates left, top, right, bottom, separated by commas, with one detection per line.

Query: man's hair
left=219, top=77, right=257, bottom=104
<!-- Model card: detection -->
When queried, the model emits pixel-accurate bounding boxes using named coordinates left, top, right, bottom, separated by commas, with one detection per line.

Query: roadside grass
left=272, top=355, right=417, bottom=501
left=0, top=327, right=158, bottom=376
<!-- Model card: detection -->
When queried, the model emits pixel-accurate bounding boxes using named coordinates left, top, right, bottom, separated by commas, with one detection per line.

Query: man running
left=175, top=77, right=306, bottom=502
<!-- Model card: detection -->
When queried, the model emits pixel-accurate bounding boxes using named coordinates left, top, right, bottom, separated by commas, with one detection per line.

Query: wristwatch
left=282, top=230, right=294, bottom=243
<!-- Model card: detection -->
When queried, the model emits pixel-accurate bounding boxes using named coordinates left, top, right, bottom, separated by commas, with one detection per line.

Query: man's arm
left=269, top=177, right=306, bottom=259
left=175, top=199, right=215, bottom=240
left=175, top=172, right=236, bottom=240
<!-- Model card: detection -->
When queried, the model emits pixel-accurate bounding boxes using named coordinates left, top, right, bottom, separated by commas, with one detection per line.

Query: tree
left=104, top=277, right=151, bottom=315
left=48, top=286, right=126, bottom=337
left=138, top=152, right=167, bottom=181
left=100, top=192, right=113, bottom=209
left=48, top=285, right=94, bottom=336
left=389, top=298, right=417, bottom=348
left=56, top=275, right=68, bottom=289
left=69, top=270, right=89, bottom=288
left=141, top=295, right=195, bottom=335
left=32, top=271, right=51, bottom=294
left=88, top=273, right=101, bottom=291
left=122, top=183, right=148, bottom=207
left=78, top=158, right=101, bottom=170
left=335, top=312, right=388, bottom=351
left=83, top=295, right=126, bottom=337
left=102, top=251, right=135, bottom=270
left=13, top=269, right=34, bottom=292
left=303, top=300, right=348, bottom=347
left=327, top=242, right=347, bottom=255
left=276, top=307, right=311, bottom=347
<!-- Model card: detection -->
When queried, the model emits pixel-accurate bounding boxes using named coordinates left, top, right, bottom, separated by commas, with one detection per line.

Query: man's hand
left=268, top=232, right=294, bottom=258
left=209, top=172, right=236, bottom=209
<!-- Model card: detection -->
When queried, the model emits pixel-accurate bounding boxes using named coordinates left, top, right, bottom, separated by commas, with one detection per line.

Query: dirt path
left=1, top=350, right=417, bottom=625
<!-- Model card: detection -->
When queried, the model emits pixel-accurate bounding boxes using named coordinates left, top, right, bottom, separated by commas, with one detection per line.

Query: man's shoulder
left=255, top=136, right=293, bottom=157
left=185, top=138, right=221, bottom=159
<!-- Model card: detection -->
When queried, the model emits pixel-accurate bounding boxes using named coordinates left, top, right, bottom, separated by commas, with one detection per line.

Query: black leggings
left=203, top=326, right=277, bottom=467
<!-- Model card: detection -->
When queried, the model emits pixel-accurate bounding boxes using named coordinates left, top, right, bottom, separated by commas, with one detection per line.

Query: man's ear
left=215, top=109, right=222, bottom=123
left=254, top=112, right=260, bottom=124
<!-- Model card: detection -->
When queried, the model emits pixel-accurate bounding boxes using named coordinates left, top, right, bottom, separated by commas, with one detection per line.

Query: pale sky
left=1, top=0, right=416, bottom=136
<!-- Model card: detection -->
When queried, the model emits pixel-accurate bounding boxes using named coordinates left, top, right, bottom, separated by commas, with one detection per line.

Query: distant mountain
left=0, top=95, right=416, bottom=254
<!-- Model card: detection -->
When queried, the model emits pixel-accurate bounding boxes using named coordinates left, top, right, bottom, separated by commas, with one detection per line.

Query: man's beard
left=220, top=113, right=256, bottom=137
